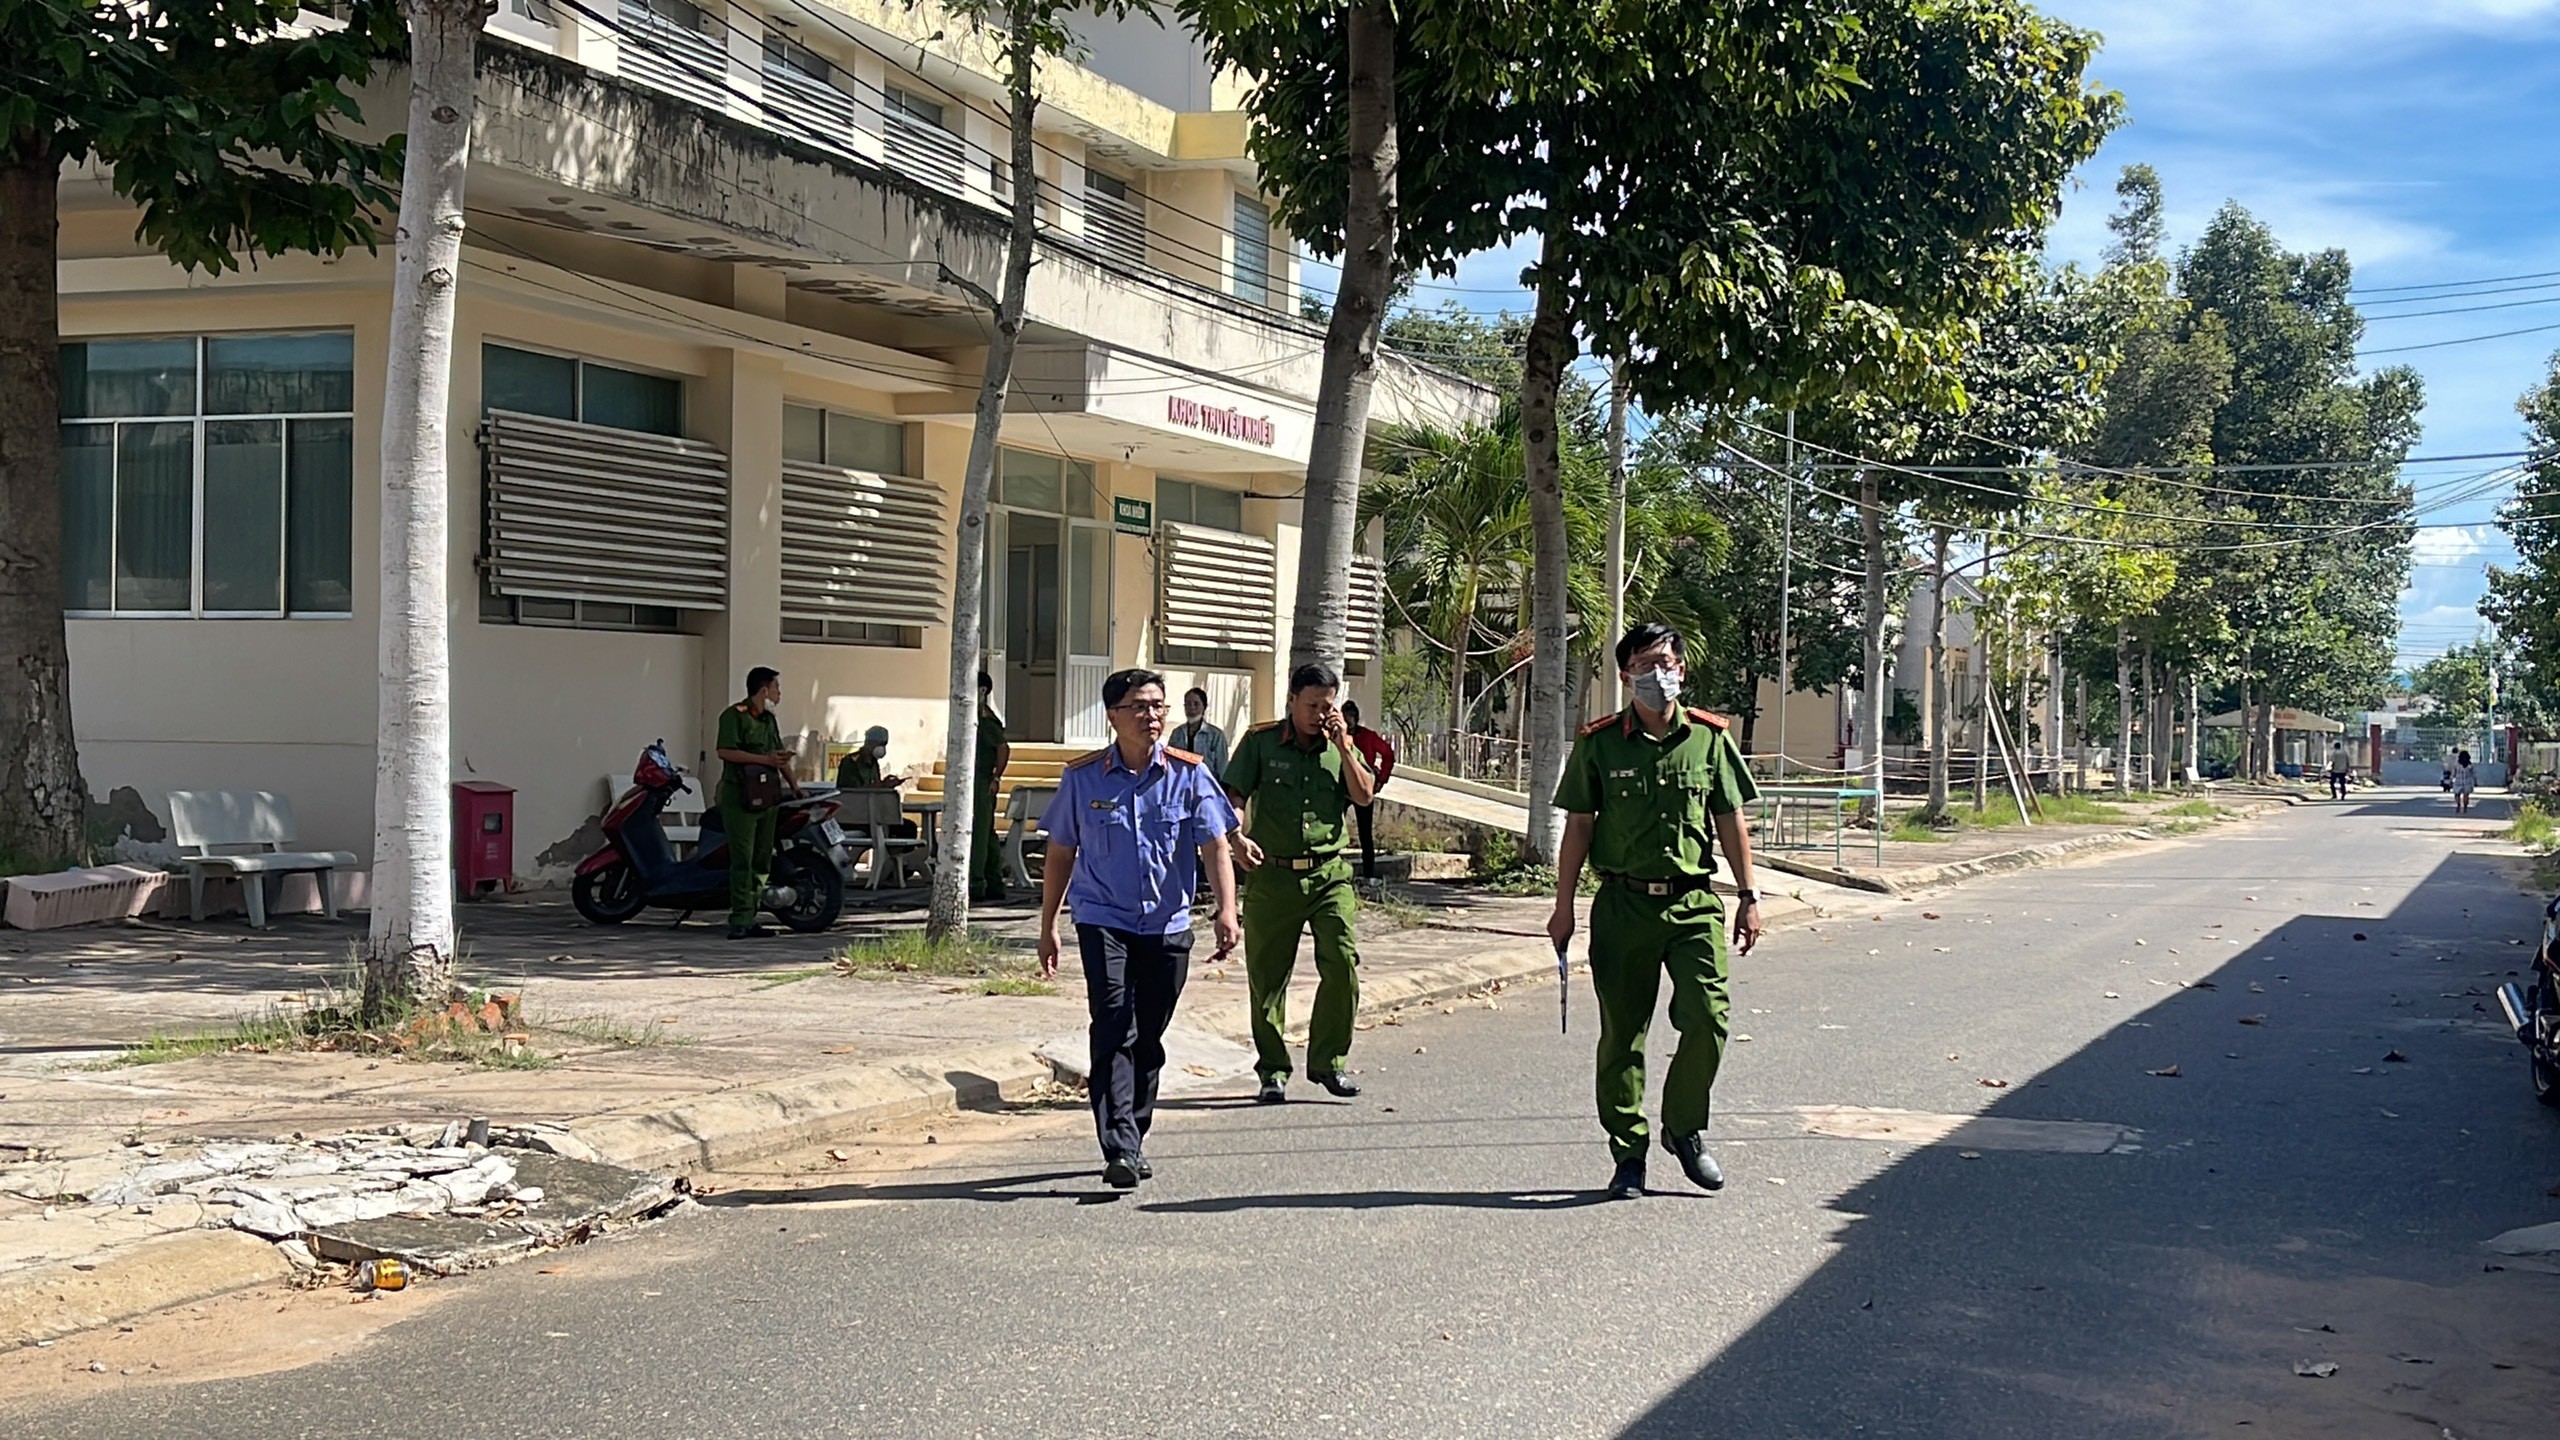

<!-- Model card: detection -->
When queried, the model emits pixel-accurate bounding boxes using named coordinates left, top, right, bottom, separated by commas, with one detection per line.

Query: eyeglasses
left=1112, top=702, right=1171, bottom=718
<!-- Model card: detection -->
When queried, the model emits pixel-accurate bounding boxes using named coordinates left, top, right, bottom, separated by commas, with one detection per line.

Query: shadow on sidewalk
left=699, top=1168, right=1101, bottom=1207
left=1140, top=1187, right=1627, bottom=1214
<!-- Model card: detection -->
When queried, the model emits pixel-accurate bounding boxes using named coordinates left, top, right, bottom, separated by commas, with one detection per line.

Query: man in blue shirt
left=1038, top=667, right=1241, bottom=1189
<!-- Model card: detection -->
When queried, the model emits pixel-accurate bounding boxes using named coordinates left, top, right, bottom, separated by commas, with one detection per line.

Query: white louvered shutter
left=480, top=409, right=729, bottom=610
left=780, top=459, right=948, bottom=626
left=1345, top=554, right=1387, bottom=660
left=1158, top=521, right=1279, bottom=653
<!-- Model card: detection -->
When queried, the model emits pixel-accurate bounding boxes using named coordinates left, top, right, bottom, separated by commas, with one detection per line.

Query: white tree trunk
left=1288, top=0, right=1398, bottom=672
left=2186, top=671, right=2201, bottom=782
left=366, top=0, right=482, bottom=1014
left=928, top=9, right=1040, bottom=941
left=1858, top=471, right=1888, bottom=814
left=1602, top=366, right=1629, bottom=714
left=2114, top=624, right=2134, bottom=794
left=1923, top=525, right=1951, bottom=820
left=1520, top=267, right=1575, bottom=864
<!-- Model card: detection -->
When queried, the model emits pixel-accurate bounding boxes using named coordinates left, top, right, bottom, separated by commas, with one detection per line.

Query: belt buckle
left=1643, top=880, right=1673, bottom=897
left=1288, top=856, right=1315, bottom=872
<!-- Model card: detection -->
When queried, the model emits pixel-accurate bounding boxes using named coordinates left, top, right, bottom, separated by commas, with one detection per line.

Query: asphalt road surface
left=14, top=789, right=2560, bottom=1438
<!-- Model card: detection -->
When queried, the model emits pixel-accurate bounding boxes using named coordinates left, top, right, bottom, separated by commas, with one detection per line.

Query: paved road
left=15, top=790, right=2560, bottom=1438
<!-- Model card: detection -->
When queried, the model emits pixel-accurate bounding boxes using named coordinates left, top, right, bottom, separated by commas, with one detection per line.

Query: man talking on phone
left=1223, top=663, right=1375, bottom=1103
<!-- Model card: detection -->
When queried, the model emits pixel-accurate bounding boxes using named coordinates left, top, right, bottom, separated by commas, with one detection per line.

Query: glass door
left=1002, top=511, right=1063, bottom=743
left=1064, top=519, right=1113, bottom=744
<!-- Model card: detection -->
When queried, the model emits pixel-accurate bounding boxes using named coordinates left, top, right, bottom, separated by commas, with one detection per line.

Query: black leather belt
left=1602, top=873, right=1716, bottom=899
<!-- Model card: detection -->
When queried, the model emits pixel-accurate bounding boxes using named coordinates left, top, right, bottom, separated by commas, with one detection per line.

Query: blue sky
left=1401, top=1, right=2560, bottom=673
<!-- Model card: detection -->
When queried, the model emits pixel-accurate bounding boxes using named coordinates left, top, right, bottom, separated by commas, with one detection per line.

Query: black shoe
left=726, top=924, right=772, bottom=940
left=1607, top=1157, right=1647, bottom=1200
left=1103, top=1154, right=1142, bottom=1189
left=1130, top=1153, right=1153, bottom=1180
left=1308, top=1071, right=1362, bottom=1098
left=1256, top=1078, right=1287, bottom=1104
left=1665, top=1131, right=1724, bottom=1190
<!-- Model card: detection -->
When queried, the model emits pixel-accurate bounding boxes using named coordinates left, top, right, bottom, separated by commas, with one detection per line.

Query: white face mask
left=1630, top=667, right=1683, bottom=713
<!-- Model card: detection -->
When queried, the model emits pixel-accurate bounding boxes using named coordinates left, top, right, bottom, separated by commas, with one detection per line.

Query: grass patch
left=86, top=1010, right=304, bottom=1070
left=535, top=1013, right=692, bottom=1049
left=93, top=952, right=570, bottom=1072
left=2510, top=802, right=2560, bottom=855
left=1361, top=887, right=1442, bottom=930
left=751, top=964, right=839, bottom=992
left=1887, top=792, right=2130, bottom=840
left=2155, top=799, right=2229, bottom=820
left=833, top=929, right=1035, bottom=981
left=978, top=977, right=1058, bottom=997
left=1477, top=863, right=1562, bottom=896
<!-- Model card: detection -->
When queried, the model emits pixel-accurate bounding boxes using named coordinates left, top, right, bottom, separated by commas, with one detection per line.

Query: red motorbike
left=572, top=741, right=847, bottom=932
left=2496, top=894, right=2560, bottom=1108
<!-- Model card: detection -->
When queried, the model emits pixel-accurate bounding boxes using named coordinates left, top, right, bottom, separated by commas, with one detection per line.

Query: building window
left=483, top=343, right=682, bottom=435
left=884, top=84, right=966, bottom=191
left=783, top=618, right=923, bottom=648
left=996, top=447, right=1098, bottom=519
left=1231, top=195, right=1273, bottom=307
left=782, top=404, right=906, bottom=473
left=1155, top=476, right=1245, bottom=533
left=60, top=333, right=356, bottom=618
left=1161, top=645, right=1248, bottom=669
left=488, top=595, right=685, bottom=632
left=1084, top=168, right=1148, bottom=268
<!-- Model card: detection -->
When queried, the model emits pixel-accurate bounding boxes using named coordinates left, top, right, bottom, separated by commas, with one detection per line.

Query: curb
left=1758, top=796, right=2297, bottom=896
left=1, top=1229, right=291, bottom=1349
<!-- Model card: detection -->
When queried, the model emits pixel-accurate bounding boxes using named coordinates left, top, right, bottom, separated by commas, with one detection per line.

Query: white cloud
left=2412, top=523, right=2498, bottom=570
left=2062, top=0, right=2560, bottom=71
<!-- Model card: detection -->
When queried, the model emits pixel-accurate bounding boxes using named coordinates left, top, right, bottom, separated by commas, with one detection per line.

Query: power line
left=2361, top=320, right=2560, bottom=356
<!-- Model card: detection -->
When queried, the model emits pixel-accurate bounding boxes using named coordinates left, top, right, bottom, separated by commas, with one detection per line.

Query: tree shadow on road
left=698, top=1168, right=1104, bottom=1207
left=1609, top=842, right=2560, bottom=1439
left=1141, top=1187, right=1630, bottom=1214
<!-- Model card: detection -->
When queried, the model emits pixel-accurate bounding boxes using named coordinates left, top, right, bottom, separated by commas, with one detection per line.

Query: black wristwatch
left=1733, top=888, right=1759, bottom=905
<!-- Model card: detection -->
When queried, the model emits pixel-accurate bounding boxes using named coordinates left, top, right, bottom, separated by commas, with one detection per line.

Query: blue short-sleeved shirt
left=1041, top=743, right=1238, bottom=936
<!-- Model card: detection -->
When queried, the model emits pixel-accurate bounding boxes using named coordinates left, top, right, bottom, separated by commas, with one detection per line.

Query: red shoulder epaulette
left=1163, top=746, right=1203, bottom=765
left=1063, top=746, right=1111, bottom=771
left=1686, top=707, right=1730, bottom=730
left=1579, top=713, right=1622, bottom=737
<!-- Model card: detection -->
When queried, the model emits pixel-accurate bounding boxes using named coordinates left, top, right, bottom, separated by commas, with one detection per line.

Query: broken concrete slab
left=302, top=1151, right=683, bottom=1275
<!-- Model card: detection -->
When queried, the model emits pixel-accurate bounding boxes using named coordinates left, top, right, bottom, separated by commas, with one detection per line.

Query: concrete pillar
left=698, top=349, right=787, bottom=763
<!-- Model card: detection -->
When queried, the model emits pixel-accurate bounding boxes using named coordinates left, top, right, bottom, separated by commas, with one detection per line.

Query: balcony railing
left=616, top=1, right=728, bottom=114
left=885, top=110, right=968, bottom=194
left=1082, top=184, right=1148, bottom=269
left=758, top=63, right=865, bottom=163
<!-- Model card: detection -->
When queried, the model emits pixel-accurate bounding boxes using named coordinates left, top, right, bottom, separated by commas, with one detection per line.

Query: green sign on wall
left=1113, top=495, right=1153, bottom=536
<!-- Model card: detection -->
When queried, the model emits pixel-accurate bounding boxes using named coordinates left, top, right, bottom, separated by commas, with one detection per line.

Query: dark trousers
left=1355, top=802, right=1378, bottom=880
left=2328, top=770, right=2349, bottom=799
left=1078, top=924, right=1193, bottom=1161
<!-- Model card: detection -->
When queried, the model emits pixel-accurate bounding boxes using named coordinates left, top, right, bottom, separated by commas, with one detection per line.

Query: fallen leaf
left=2389, top=1353, right=2433, bottom=1365
left=1182, top=1064, right=1218, bottom=1077
left=1921, top=912, right=1941, bottom=920
left=2239, top=1015, right=2266, bottom=1026
left=1978, top=1078, right=2009, bottom=1088
left=2249, top=982, right=2266, bottom=993
left=823, top=1045, right=856, bottom=1055
left=538, top=1266, right=566, bottom=1275
left=1948, top=1052, right=1962, bottom=1061
left=2146, top=1065, right=2182, bottom=1078
left=1934, top=947, right=1952, bottom=953
left=2103, top=991, right=2121, bottom=999
left=826, top=1148, right=852, bottom=1162
left=1958, top=1151, right=1983, bottom=1160
left=2353, top=1066, right=2375, bottom=1075
left=1765, top=1176, right=1788, bottom=1185
left=2384, top=1049, right=2410, bottom=1063
left=656, top=1016, right=681, bottom=1024
left=1380, top=1106, right=1397, bottom=1113
left=2293, top=1361, right=2337, bottom=1379
left=1734, top=1034, right=1753, bottom=1043
left=2352, top=933, right=2368, bottom=942
left=2379, top=1109, right=2401, bottom=1119
left=1413, top=1046, right=1427, bottom=1054
left=1353, top=1022, right=1377, bottom=1032
left=2135, top=938, right=2148, bottom=947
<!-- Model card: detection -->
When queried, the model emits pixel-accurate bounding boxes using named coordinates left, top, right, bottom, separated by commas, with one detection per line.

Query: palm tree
left=1365, top=416, right=1535, bottom=748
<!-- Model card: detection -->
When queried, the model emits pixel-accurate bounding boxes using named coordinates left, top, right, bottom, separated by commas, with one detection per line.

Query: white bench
left=607, top=772, right=704, bottom=849
left=1004, top=783, right=1057, bottom=889
left=165, top=790, right=357, bottom=928
left=836, top=787, right=929, bottom=890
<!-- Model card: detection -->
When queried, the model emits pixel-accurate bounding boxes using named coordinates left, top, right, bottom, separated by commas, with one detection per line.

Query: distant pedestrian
left=2453, top=749, right=2478, bottom=813
left=713, top=666, right=796, bottom=940
left=1341, top=701, right=1396, bottom=883
left=1037, top=669, right=1239, bottom=1189
left=973, top=672, right=1011, bottom=903
left=1168, top=687, right=1230, bottom=783
left=1548, top=622, right=1763, bottom=1200
left=2326, top=742, right=2351, bottom=801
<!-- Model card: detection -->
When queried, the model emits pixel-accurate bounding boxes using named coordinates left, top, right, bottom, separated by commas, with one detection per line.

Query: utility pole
left=1775, top=409, right=1796, bottom=783
left=1604, top=365, right=1630, bottom=711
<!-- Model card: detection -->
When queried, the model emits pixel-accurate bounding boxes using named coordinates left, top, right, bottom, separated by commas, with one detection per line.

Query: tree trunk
left=2114, top=623, right=2133, bottom=794
left=1444, top=595, right=1472, bottom=772
left=365, top=0, right=481, bottom=1016
left=2237, top=666, right=2256, bottom=779
left=928, top=11, right=1039, bottom=941
left=2048, top=638, right=2064, bottom=792
left=1520, top=268, right=1575, bottom=863
left=2074, top=674, right=2089, bottom=792
left=0, top=143, right=89, bottom=871
left=1858, top=471, right=1887, bottom=812
left=1922, top=525, right=1951, bottom=821
left=1602, top=365, right=1629, bottom=713
left=1287, top=0, right=1398, bottom=672
left=2138, top=641, right=2155, bottom=792
left=2186, top=672, right=2201, bottom=783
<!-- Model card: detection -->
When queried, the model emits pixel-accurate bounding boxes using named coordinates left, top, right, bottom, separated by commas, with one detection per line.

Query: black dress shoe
left=1308, top=1071, right=1362, bottom=1098
left=1665, top=1131, right=1725, bottom=1190
left=1103, top=1154, right=1142, bottom=1189
left=1607, top=1157, right=1647, bottom=1200
left=1256, top=1079, right=1287, bottom=1104
left=726, top=924, right=773, bottom=940
left=1130, top=1153, right=1154, bottom=1180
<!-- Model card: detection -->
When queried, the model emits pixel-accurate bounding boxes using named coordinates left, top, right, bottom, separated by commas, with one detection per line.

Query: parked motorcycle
left=2494, top=895, right=2560, bottom=1107
left=572, top=742, right=847, bottom=932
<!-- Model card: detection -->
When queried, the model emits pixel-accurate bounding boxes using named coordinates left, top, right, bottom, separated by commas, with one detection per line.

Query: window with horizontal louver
left=480, top=409, right=729, bottom=611
left=1346, top=554, right=1387, bottom=661
left=885, top=86, right=966, bottom=193
left=617, top=0, right=729, bottom=114
left=1158, top=520, right=1278, bottom=654
left=1083, top=171, right=1148, bottom=269
left=780, top=459, right=948, bottom=628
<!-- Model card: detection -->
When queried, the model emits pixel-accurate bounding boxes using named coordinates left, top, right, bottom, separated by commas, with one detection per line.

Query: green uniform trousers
left=1589, top=883, right=1732, bottom=1162
left=1243, top=861, right=1360, bottom=1083
left=721, top=798, right=780, bottom=930
left=970, top=782, right=1004, bottom=900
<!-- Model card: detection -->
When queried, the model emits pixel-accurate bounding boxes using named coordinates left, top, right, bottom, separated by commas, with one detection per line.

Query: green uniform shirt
left=976, top=704, right=1006, bottom=778
left=1222, top=720, right=1352, bottom=861
left=1552, top=706, right=1759, bottom=880
left=836, top=751, right=884, bottom=789
left=715, top=701, right=784, bottom=807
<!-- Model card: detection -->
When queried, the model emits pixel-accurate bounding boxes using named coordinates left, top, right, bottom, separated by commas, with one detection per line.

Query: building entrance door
left=997, top=510, right=1063, bottom=744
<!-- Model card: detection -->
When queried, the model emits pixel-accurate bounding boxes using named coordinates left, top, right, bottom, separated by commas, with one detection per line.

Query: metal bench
left=165, top=790, right=357, bottom=928
left=1004, top=783, right=1057, bottom=889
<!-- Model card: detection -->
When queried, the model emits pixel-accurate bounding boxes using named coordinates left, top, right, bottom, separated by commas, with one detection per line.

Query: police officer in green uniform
left=714, top=666, right=794, bottom=940
left=1223, top=662, right=1375, bottom=1102
left=1548, top=622, right=1763, bottom=1199
left=972, top=671, right=1011, bottom=903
